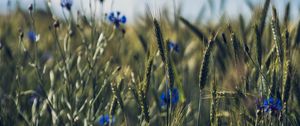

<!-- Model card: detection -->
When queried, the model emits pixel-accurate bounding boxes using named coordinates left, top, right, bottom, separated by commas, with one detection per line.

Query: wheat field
left=0, top=0, right=300, bottom=126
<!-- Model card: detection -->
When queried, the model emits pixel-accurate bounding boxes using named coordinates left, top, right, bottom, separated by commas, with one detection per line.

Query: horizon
left=0, top=0, right=299, bottom=24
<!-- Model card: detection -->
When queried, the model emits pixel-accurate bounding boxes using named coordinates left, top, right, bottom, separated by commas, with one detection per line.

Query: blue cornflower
left=61, top=0, right=73, bottom=10
left=167, top=41, right=180, bottom=53
left=160, top=88, right=179, bottom=107
left=28, top=31, right=39, bottom=43
left=260, top=97, right=282, bottom=112
left=98, top=114, right=111, bottom=126
left=107, top=11, right=127, bottom=28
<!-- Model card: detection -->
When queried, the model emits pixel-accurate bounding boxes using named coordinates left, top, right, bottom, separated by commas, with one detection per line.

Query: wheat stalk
left=199, top=39, right=214, bottom=90
left=197, top=34, right=216, bottom=125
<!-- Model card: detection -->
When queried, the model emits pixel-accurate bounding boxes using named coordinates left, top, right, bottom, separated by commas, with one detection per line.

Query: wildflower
left=167, top=41, right=180, bottom=53
left=263, top=97, right=282, bottom=112
left=107, top=11, right=127, bottom=28
left=98, top=114, right=114, bottom=126
left=160, top=88, right=179, bottom=107
left=27, top=31, right=40, bottom=43
left=259, top=97, right=282, bottom=112
left=61, top=0, right=73, bottom=10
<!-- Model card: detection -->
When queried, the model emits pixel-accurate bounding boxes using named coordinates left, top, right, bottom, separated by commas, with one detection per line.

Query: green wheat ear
left=138, top=54, right=154, bottom=123
left=166, top=39, right=175, bottom=89
left=284, top=2, right=290, bottom=27
left=255, top=0, right=270, bottom=70
left=153, top=19, right=175, bottom=89
left=254, top=24, right=262, bottom=66
left=138, top=85, right=150, bottom=123
left=110, top=80, right=124, bottom=119
left=153, top=19, right=166, bottom=63
left=282, top=60, right=292, bottom=103
left=271, top=6, right=284, bottom=65
left=170, top=104, right=187, bottom=126
left=129, top=72, right=141, bottom=111
left=143, top=55, right=154, bottom=94
left=228, top=25, right=241, bottom=63
left=269, top=65, right=277, bottom=98
left=197, top=33, right=216, bottom=125
left=111, top=80, right=124, bottom=111
left=284, top=30, right=290, bottom=56
left=258, top=0, right=271, bottom=35
left=199, top=35, right=215, bottom=90
left=210, top=81, right=217, bottom=126
left=264, top=45, right=276, bottom=70
left=179, top=16, right=208, bottom=45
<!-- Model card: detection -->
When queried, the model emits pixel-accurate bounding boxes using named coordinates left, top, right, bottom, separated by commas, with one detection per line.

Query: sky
left=0, top=0, right=299, bottom=24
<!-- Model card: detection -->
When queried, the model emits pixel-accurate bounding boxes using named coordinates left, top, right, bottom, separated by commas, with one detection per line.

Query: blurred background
left=0, top=0, right=299, bottom=23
